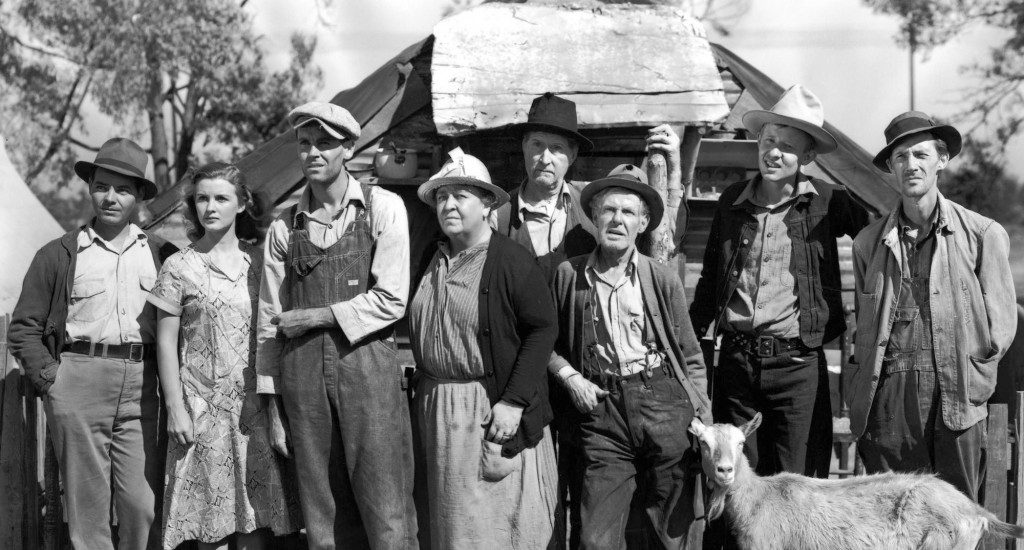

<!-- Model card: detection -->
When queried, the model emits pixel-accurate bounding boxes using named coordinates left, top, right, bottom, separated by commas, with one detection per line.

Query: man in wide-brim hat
left=690, top=85, right=870, bottom=488
left=848, top=111, right=1015, bottom=501
left=408, top=148, right=560, bottom=548
left=549, top=164, right=711, bottom=549
left=9, top=137, right=177, bottom=549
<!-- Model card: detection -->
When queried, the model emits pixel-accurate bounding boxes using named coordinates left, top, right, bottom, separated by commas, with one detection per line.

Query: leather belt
left=724, top=331, right=807, bottom=358
left=64, top=341, right=152, bottom=362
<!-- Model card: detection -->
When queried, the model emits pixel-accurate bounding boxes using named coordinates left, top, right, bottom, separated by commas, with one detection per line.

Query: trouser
left=550, top=393, right=585, bottom=550
left=858, top=365, right=985, bottom=501
left=44, top=352, right=163, bottom=550
left=281, top=339, right=418, bottom=550
left=578, top=367, right=698, bottom=550
left=712, top=342, right=831, bottom=477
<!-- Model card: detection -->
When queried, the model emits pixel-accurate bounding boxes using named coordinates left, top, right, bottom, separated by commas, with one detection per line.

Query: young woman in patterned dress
left=149, top=163, right=300, bottom=549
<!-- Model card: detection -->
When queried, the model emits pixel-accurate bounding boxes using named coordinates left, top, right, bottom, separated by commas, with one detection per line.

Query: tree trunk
left=173, top=85, right=200, bottom=182
left=646, top=150, right=675, bottom=264
left=146, top=60, right=170, bottom=191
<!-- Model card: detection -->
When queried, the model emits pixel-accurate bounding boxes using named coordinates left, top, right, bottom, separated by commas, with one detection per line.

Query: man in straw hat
left=847, top=112, right=1015, bottom=500
left=409, top=148, right=559, bottom=548
left=9, top=138, right=177, bottom=549
left=690, top=85, right=869, bottom=481
left=254, top=101, right=418, bottom=548
left=493, top=91, right=684, bottom=546
left=549, top=164, right=711, bottom=549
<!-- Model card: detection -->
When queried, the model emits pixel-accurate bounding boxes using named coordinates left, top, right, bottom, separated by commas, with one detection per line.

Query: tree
left=940, top=136, right=1024, bottom=226
left=0, top=0, right=323, bottom=198
left=864, top=0, right=1024, bottom=151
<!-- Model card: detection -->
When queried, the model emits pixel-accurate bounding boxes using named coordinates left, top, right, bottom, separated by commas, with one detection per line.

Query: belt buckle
left=756, top=336, right=774, bottom=358
left=128, top=344, right=144, bottom=362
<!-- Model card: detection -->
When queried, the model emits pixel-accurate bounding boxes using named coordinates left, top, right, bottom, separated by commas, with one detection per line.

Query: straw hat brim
left=579, top=177, right=663, bottom=234
left=871, top=124, right=962, bottom=173
left=742, top=110, right=838, bottom=155
left=417, top=176, right=510, bottom=208
left=74, top=160, right=159, bottom=201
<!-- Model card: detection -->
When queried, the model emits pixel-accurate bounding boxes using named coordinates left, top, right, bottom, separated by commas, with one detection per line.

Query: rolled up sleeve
left=255, top=218, right=290, bottom=394
left=329, top=189, right=410, bottom=344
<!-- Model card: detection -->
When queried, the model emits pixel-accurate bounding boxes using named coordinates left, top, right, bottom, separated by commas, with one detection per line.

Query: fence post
left=1014, top=391, right=1024, bottom=550
left=985, top=403, right=1009, bottom=550
left=0, top=313, right=25, bottom=550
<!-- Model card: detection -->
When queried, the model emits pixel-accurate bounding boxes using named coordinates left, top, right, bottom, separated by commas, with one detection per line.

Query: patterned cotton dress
left=149, top=243, right=301, bottom=549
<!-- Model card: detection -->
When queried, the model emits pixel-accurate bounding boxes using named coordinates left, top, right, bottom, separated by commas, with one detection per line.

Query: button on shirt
left=255, top=176, right=410, bottom=394
left=724, top=177, right=818, bottom=339
left=518, top=183, right=570, bottom=256
left=584, top=249, right=653, bottom=376
left=66, top=223, right=158, bottom=345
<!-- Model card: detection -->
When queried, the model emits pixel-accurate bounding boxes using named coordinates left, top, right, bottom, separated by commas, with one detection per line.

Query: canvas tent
left=0, top=136, right=65, bottom=313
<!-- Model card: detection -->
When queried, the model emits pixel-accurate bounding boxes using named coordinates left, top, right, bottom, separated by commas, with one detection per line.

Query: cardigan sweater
left=8, top=226, right=178, bottom=393
left=550, top=252, right=712, bottom=423
left=474, top=232, right=559, bottom=457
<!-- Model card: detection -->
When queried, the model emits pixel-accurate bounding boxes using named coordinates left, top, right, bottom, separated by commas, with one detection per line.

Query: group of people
left=7, top=85, right=1016, bottom=550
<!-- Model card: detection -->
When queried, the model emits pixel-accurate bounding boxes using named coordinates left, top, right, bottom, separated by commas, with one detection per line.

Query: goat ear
left=688, top=418, right=706, bottom=438
left=741, top=412, right=762, bottom=437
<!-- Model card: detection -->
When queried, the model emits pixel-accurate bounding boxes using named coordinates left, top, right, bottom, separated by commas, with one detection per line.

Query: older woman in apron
left=409, top=149, right=559, bottom=549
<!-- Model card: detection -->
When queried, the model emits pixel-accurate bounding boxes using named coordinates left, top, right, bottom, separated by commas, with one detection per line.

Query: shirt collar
left=518, top=181, right=571, bottom=219
left=733, top=173, right=818, bottom=207
left=584, top=246, right=639, bottom=287
left=79, top=221, right=147, bottom=251
left=293, top=173, right=363, bottom=225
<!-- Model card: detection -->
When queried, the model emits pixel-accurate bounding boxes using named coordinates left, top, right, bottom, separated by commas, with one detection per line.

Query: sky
left=246, top=0, right=1022, bottom=177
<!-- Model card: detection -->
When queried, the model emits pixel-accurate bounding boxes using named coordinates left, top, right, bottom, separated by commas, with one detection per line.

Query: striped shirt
left=409, top=239, right=489, bottom=379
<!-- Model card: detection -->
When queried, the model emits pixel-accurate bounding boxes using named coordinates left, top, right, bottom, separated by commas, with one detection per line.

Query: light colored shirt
left=724, top=177, right=818, bottom=339
left=583, top=248, right=652, bottom=376
left=255, top=176, right=410, bottom=394
left=66, top=222, right=158, bottom=345
left=518, top=182, right=570, bottom=256
left=409, top=240, right=489, bottom=380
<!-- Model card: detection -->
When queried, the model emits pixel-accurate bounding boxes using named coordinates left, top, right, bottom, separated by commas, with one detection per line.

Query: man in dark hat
left=254, top=101, right=418, bottom=548
left=690, top=85, right=869, bottom=482
left=493, top=92, right=683, bottom=546
left=549, top=165, right=711, bottom=549
left=8, top=138, right=176, bottom=549
left=848, top=112, right=1016, bottom=500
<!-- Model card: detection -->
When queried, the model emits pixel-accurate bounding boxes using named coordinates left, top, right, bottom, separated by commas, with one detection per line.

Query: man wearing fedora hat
left=493, top=91, right=685, bottom=546
left=690, top=85, right=869, bottom=482
left=847, top=112, right=1015, bottom=499
left=254, top=101, right=418, bottom=548
left=9, top=137, right=177, bottom=549
left=549, top=165, right=711, bottom=549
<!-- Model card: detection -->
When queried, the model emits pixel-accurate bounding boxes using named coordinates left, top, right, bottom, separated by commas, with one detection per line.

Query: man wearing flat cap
left=847, top=112, right=1016, bottom=500
left=549, top=165, right=711, bottom=549
left=9, top=138, right=177, bottom=549
left=254, top=101, right=418, bottom=548
left=493, top=91, right=685, bottom=546
left=690, top=85, right=869, bottom=482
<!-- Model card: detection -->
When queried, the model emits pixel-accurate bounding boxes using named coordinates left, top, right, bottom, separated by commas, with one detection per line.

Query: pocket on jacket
left=967, top=353, right=999, bottom=405
left=68, top=279, right=109, bottom=323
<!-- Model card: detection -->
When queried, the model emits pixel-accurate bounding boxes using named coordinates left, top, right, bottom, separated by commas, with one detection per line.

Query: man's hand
left=167, top=402, right=195, bottom=446
left=563, top=372, right=610, bottom=413
left=646, top=124, right=682, bottom=168
left=483, top=400, right=524, bottom=444
left=264, top=395, right=291, bottom=458
left=271, top=307, right=334, bottom=339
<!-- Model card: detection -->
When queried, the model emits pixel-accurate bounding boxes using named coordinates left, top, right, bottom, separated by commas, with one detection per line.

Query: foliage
left=940, top=136, right=1024, bottom=225
left=865, top=0, right=1024, bottom=153
left=0, top=0, right=323, bottom=209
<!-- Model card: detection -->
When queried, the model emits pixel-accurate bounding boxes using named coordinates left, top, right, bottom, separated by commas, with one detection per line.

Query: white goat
left=689, top=413, right=1024, bottom=550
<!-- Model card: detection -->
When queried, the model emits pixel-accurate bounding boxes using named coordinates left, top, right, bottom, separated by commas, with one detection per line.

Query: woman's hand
left=483, top=400, right=524, bottom=443
left=167, top=402, right=195, bottom=446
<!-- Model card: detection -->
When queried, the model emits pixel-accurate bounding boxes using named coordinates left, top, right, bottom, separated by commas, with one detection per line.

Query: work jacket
left=690, top=175, right=869, bottom=347
left=847, top=193, right=1017, bottom=435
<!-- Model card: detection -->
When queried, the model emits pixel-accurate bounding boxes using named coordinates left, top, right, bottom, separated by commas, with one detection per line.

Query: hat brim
left=871, top=125, right=962, bottom=172
left=292, top=116, right=356, bottom=141
left=580, top=176, right=664, bottom=234
left=742, top=110, right=838, bottom=155
left=75, top=160, right=159, bottom=201
left=417, top=177, right=511, bottom=208
left=515, top=122, right=594, bottom=152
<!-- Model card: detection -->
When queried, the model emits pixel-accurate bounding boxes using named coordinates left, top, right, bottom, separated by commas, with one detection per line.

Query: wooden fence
left=2, top=309, right=1023, bottom=549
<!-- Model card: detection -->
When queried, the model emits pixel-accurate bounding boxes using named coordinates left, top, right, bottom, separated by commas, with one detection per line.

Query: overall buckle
left=756, top=336, right=774, bottom=358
